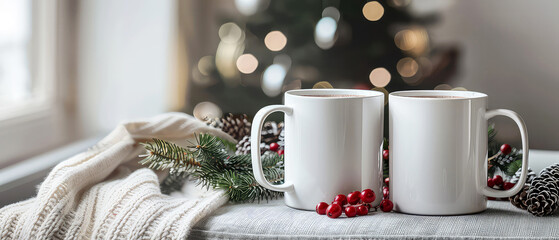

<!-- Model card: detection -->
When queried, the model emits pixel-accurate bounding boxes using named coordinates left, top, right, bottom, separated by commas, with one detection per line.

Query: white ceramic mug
left=389, top=90, right=529, bottom=215
left=251, top=89, right=384, bottom=210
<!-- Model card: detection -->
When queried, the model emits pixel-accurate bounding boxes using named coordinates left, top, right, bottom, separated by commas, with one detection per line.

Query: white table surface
left=190, top=150, right=559, bottom=239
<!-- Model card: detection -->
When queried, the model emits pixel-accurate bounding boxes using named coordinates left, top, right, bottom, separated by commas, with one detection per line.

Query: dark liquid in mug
left=408, top=96, right=465, bottom=99
left=302, top=95, right=365, bottom=98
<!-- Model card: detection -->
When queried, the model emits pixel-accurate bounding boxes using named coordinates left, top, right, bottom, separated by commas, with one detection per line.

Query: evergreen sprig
left=139, top=139, right=199, bottom=171
left=139, top=133, right=284, bottom=202
left=487, top=124, right=523, bottom=178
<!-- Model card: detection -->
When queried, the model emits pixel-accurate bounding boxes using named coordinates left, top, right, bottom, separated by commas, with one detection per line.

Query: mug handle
left=481, top=109, right=529, bottom=198
left=251, top=105, right=294, bottom=192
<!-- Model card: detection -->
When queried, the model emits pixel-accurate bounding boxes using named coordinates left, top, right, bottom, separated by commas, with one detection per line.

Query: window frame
left=0, top=0, right=76, bottom=167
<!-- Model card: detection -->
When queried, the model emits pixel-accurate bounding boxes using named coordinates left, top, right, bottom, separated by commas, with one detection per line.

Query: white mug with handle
left=251, top=89, right=385, bottom=210
left=389, top=90, right=529, bottom=215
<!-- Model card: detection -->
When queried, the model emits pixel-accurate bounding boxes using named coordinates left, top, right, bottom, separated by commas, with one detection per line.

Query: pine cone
left=540, top=163, right=559, bottom=179
left=221, top=113, right=251, bottom=141
left=495, top=149, right=519, bottom=166
left=277, top=122, right=285, bottom=148
left=261, top=121, right=281, bottom=144
left=235, top=135, right=270, bottom=155
left=525, top=164, right=559, bottom=216
left=510, top=167, right=536, bottom=185
left=204, top=117, right=223, bottom=129
left=510, top=185, right=530, bottom=210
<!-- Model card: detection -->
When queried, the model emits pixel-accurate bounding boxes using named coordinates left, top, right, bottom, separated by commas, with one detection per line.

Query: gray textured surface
left=191, top=199, right=559, bottom=239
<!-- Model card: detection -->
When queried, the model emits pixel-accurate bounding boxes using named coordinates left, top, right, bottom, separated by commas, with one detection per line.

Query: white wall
left=77, top=0, right=176, bottom=137
left=429, top=0, right=559, bottom=150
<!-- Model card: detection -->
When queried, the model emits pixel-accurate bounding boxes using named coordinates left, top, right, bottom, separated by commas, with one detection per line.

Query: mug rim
left=286, top=89, right=384, bottom=99
left=389, top=90, right=488, bottom=100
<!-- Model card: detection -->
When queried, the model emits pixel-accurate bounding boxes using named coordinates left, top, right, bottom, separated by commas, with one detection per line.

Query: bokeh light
left=388, top=0, right=411, bottom=8
left=322, top=6, right=340, bottom=22
left=394, top=27, right=429, bottom=56
left=193, top=101, right=222, bottom=121
left=452, top=87, right=467, bottom=91
left=362, top=1, right=384, bottom=21
left=264, top=31, right=287, bottom=51
left=394, top=30, right=417, bottom=51
left=396, top=57, right=419, bottom=77
left=369, top=67, right=391, bottom=87
left=236, top=54, right=258, bottom=74
left=198, top=56, right=215, bottom=76
left=234, top=0, right=260, bottom=16
left=434, top=84, right=452, bottom=90
left=314, top=17, right=338, bottom=49
left=262, top=64, right=287, bottom=97
left=313, top=81, right=333, bottom=89
left=218, top=22, right=244, bottom=44
left=216, top=22, right=245, bottom=84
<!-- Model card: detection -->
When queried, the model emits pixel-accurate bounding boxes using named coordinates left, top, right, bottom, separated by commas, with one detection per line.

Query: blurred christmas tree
left=188, top=0, right=458, bottom=120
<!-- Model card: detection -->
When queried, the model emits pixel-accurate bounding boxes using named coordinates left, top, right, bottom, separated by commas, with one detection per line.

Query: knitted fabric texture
left=0, top=113, right=233, bottom=239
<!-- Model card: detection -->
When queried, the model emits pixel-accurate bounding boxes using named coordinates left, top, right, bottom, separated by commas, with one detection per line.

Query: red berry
left=500, top=144, right=512, bottom=155
left=503, top=182, right=515, bottom=190
left=384, top=177, right=390, bottom=186
left=347, top=191, right=361, bottom=205
left=356, top=205, right=369, bottom=216
left=382, top=149, right=389, bottom=160
left=316, top=202, right=329, bottom=215
left=269, top=143, right=279, bottom=152
left=487, top=178, right=495, bottom=188
left=277, top=149, right=284, bottom=155
left=326, top=204, right=342, bottom=218
left=360, top=189, right=376, bottom=203
left=379, top=199, right=393, bottom=212
left=383, top=187, right=389, bottom=199
left=493, top=175, right=504, bottom=186
left=344, top=206, right=357, bottom=217
left=361, top=203, right=372, bottom=210
left=334, top=194, right=348, bottom=206
left=331, top=201, right=343, bottom=207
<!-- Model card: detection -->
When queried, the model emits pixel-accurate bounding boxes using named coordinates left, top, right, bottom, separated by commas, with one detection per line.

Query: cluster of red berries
left=269, top=142, right=284, bottom=155
left=316, top=189, right=393, bottom=219
left=487, top=144, right=515, bottom=200
left=382, top=177, right=390, bottom=199
left=487, top=174, right=516, bottom=200
left=382, top=149, right=391, bottom=201
left=487, top=175, right=514, bottom=190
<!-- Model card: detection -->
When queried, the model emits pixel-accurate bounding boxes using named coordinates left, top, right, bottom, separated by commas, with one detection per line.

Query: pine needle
left=138, top=133, right=284, bottom=202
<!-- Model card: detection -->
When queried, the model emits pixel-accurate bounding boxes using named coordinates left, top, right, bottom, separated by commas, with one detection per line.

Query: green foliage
left=487, top=125, right=523, bottom=178
left=383, top=138, right=389, bottom=150
left=506, top=160, right=523, bottom=176
left=488, top=124, right=499, bottom=156
left=139, top=133, right=284, bottom=202
left=139, top=139, right=198, bottom=171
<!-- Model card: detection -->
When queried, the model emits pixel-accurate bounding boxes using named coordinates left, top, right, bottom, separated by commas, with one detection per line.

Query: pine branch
left=194, top=133, right=229, bottom=164
left=488, top=124, right=499, bottom=156
left=213, top=170, right=283, bottom=202
left=139, top=139, right=199, bottom=171
left=160, top=170, right=189, bottom=194
left=139, top=134, right=285, bottom=203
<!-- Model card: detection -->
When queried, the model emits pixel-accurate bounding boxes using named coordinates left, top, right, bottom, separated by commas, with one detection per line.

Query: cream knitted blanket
left=0, top=113, right=233, bottom=239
